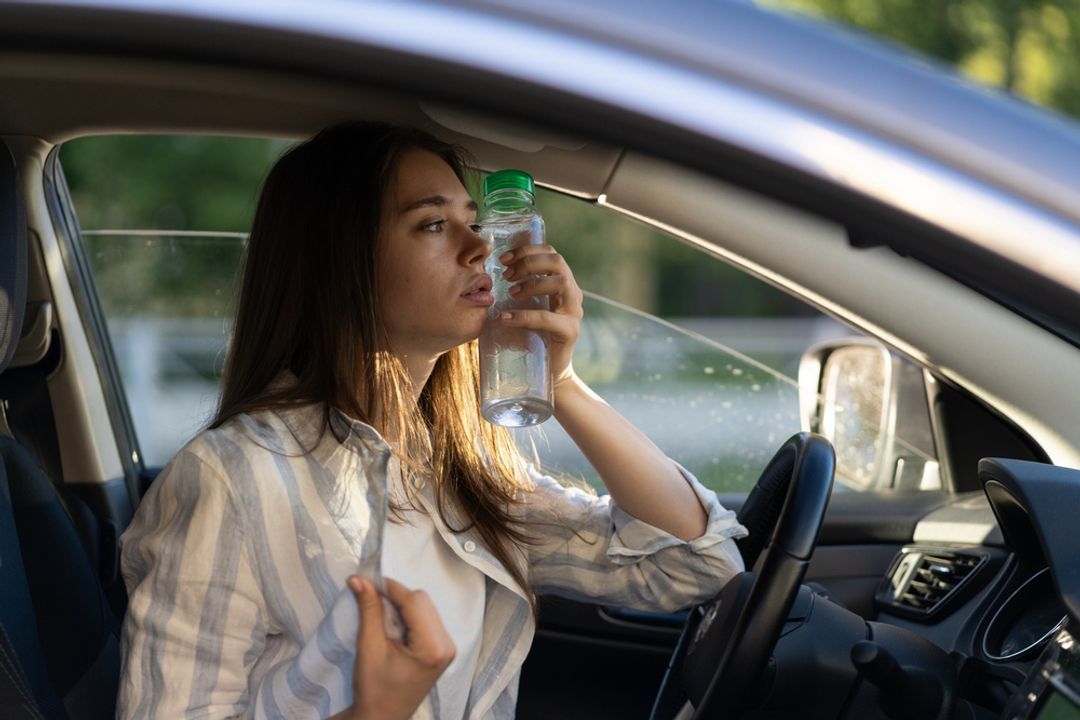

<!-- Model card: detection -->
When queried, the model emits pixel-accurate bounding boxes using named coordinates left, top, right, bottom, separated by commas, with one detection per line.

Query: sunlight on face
left=377, top=149, right=489, bottom=360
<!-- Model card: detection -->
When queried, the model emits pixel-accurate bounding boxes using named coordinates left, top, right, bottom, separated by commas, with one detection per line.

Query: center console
left=1002, top=626, right=1080, bottom=720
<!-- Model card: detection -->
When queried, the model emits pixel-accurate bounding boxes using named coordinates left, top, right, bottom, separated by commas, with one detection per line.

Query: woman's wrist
left=552, top=365, right=580, bottom=396
left=552, top=369, right=609, bottom=424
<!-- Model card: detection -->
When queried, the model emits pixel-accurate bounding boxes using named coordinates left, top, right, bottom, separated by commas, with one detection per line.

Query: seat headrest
left=0, top=140, right=28, bottom=375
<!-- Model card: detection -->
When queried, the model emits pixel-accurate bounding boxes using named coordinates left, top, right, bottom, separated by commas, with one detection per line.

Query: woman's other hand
left=344, top=575, right=456, bottom=720
left=498, top=243, right=584, bottom=387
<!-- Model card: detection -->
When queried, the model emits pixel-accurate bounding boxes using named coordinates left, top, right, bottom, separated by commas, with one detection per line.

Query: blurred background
left=57, top=0, right=1079, bottom=490
left=766, top=0, right=1080, bottom=119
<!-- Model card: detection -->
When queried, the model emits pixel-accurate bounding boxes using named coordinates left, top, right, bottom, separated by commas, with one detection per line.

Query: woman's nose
left=460, top=225, right=488, bottom=266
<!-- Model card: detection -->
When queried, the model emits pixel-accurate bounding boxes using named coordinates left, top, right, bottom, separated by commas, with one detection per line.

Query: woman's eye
left=422, top=220, right=445, bottom=233
left=470, top=224, right=483, bottom=234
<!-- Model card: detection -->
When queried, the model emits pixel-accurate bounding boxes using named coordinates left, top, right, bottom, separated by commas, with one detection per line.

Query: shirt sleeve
left=116, top=444, right=267, bottom=719
left=521, top=460, right=748, bottom=612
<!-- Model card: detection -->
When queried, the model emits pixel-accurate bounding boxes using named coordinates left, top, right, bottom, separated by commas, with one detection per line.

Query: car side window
left=60, top=134, right=941, bottom=495
left=79, top=229, right=245, bottom=466
left=60, top=135, right=290, bottom=467
left=536, top=191, right=941, bottom=494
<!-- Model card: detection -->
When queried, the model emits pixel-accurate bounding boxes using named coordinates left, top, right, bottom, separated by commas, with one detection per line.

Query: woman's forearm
left=552, top=374, right=707, bottom=540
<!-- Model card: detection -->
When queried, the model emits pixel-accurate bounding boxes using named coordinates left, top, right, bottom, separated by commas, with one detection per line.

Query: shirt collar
left=267, top=369, right=394, bottom=464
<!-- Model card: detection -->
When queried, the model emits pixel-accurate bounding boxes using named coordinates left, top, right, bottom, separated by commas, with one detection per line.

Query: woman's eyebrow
left=399, top=195, right=479, bottom=213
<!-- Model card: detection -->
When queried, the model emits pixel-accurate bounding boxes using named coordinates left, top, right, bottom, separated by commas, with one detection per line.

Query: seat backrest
left=0, top=450, right=68, bottom=720
left=0, top=437, right=121, bottom=720
left=0, top=140, right=121, bottom=720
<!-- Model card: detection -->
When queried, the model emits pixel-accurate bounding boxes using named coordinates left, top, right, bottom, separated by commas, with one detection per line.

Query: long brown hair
left=211, top=120, right=538, bottom=610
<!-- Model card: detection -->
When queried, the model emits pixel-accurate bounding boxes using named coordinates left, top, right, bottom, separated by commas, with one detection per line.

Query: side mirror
left=798, top=338, right=940, bottom=492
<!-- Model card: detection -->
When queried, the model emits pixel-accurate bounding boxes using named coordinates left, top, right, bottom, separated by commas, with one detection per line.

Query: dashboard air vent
left=876, top=547, right=989, bottom=620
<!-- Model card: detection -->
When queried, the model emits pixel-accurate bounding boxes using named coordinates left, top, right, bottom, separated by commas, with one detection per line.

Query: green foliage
left=60, top=135, right=294, bottom=231
left=538, top=190, right=815, bottom=317
left=85, top=234, right=244, bottom=319
left=62, top=137, right=811, bottom=321
left=762, top=0, right=1080, bottom=120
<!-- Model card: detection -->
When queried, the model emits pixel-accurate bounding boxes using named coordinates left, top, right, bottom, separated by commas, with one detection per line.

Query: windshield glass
left=517, top=293, right=801, bottom=492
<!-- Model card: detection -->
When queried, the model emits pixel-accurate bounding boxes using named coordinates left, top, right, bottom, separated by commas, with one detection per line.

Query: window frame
left=47, top=146, right=145, bottom=498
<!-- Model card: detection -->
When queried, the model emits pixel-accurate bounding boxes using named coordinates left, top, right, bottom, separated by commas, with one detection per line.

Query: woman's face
left=377, top=149, right=493, bottom=357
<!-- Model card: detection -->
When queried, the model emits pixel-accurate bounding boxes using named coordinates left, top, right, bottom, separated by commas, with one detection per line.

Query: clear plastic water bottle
left=478, top=170, right=553, bottom=427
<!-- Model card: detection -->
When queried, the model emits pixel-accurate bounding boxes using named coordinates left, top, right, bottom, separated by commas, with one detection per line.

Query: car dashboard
left=868, top=458, right=1080, bottom=720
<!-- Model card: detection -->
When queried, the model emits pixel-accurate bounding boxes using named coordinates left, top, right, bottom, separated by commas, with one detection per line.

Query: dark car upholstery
left=0, top=139, right=120, bottom=720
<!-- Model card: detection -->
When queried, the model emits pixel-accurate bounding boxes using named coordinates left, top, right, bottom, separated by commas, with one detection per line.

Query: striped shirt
left=116, top=400, right=747, bottom=719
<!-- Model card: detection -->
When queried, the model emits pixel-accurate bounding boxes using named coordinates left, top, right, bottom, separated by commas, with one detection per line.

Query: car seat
left=0, top=140, right=121, bottom=720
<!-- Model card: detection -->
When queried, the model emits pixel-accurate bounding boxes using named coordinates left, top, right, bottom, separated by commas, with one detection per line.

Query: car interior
left=2, top=42, right=1080, bottom=720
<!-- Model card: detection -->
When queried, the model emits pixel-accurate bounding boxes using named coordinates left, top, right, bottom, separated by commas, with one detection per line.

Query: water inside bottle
left=483, top=219, right=543, bottom=302
left=479, top=214, right=553, bottom=427
left=479, top=345, right=553, bottom=426
left=481, top=396, right=553, bottom=427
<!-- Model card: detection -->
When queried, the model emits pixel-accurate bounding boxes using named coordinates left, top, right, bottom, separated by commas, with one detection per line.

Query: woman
left=116, top=121, right=747, bottom=719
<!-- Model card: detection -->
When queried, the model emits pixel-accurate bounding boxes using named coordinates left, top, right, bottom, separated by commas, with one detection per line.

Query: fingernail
left=348, top=576, right=363, bottom=594
left=509, top=284, right=521, bottom=295
left=499, top=251, right=514, bottom=264
left=501, top=312, right=513, bottom=320
left=502, top=268, right=514, bottom=279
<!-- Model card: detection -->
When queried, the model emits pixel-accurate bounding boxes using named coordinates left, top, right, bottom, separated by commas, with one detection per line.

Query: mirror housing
left=799, top=338, right=940, bottom=492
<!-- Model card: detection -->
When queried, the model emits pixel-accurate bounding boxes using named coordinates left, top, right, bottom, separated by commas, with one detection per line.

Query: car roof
left=3, top=0, right=1080, bottom=229
left=472, top=0, right=1080, bottom=225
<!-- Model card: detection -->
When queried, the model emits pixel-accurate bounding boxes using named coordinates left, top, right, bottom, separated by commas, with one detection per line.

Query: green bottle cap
left=483, top=169, right=534, bottom=197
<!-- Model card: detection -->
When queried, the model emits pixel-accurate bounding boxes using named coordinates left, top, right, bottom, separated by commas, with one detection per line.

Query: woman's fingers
left=509, top=273, right=566, bottom=296
left=501, top=244, right=568, bottom=280
left=508, top=275, right=583, bottom=311
left=499, top=242, right=583, bottom=383
left=502, top=245, right=583, bottom=315
left=382, top=577, right=456, bottom=669
left=349, top=575, right=456, bottom=719
left=499, top=309, right=579, bottom=342
left=349, top=575, right=386, bottom=652
left=500, top=243, right=557, bottom=264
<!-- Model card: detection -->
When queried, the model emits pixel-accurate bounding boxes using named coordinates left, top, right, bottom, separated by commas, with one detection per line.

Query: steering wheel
left=650, top=432, right=835, bottom=720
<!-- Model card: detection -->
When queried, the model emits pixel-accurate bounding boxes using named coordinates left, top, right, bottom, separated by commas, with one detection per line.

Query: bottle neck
left=482, top=188, right=535, bottom=214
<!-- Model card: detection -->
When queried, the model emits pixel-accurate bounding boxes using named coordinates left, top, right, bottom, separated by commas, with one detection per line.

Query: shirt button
left=463, top=540, right=476, bottom=553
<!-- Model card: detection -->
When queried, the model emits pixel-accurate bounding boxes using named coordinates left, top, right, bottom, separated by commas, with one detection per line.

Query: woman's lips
left=461, top=273, right=494, bottom=306
left=461, top=290, right=495, bottom=306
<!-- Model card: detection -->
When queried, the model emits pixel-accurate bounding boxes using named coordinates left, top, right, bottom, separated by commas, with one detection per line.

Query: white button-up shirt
left=117, top=399, right=747, bottom=719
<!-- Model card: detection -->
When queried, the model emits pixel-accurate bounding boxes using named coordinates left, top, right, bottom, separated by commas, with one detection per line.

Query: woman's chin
left=440, top=325, right=485, bottom=352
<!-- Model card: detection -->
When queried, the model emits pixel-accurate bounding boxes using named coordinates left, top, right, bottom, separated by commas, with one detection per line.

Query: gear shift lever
left=851, top=641, right=946, bottom=720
